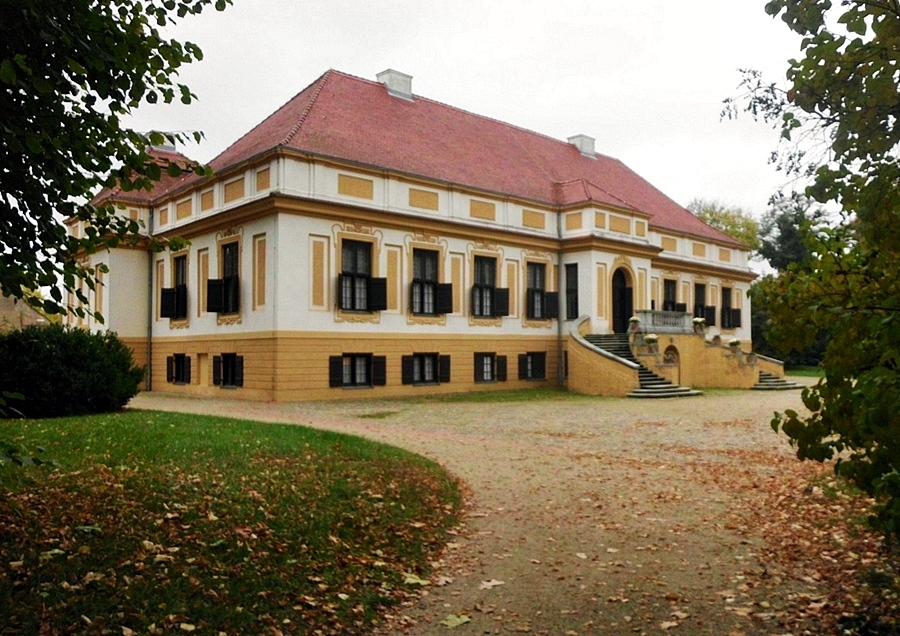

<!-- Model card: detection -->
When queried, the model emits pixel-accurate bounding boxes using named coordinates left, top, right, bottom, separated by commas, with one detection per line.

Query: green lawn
left=786, top=365, right=825, bottom=378
left=0, top=410, right=461, bottom=635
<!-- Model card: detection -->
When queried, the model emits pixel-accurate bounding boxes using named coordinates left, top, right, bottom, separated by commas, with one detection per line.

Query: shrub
left=0, top=324, right=143, bottom=418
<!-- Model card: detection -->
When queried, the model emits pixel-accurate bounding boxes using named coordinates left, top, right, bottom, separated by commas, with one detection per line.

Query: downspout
left=145, top=206, right=154, bottom=391
left=556, top=210, right=564, bottom=388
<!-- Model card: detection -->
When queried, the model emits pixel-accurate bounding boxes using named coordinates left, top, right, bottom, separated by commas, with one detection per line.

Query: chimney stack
left=568, top=134, right=596, bottom=158
left=377, top=69, right=413, bottom=101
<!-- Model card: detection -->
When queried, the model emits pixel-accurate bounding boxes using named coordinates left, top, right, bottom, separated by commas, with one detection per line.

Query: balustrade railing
left=634, top=310, right=693, bottom=334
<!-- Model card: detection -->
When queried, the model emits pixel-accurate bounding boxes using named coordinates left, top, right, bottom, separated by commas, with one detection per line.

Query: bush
left=0, top=324, right=143, bottom=418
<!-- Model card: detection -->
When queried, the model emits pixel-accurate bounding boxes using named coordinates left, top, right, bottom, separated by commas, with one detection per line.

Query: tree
left=751, top=192, right=828, bottom=367
left=757, top=191, right=823, bottom=272
left=735, top=1, right=900, bottom=538
left=0, top=0, right=230, bottom=318
left=686, top=198, right=760, bottom=251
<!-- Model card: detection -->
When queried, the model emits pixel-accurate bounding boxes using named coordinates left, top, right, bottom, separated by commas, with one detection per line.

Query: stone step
left=752, top=371, right=803, bottom=391
left=628, top=387, right=703, bottom=398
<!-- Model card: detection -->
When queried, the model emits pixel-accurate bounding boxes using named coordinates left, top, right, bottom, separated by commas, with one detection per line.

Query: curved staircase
left=584, top=334, right=702, bottom=398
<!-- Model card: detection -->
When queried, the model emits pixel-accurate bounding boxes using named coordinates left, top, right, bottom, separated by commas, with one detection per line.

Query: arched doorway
left=611, top=268, right=633, bottom=333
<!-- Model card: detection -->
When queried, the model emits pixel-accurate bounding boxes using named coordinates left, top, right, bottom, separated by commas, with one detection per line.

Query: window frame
left=518, top=352, right=547, bottom=380
left=474, top=352, right=507, bottom=383
left=213, top=353, right=244, bottom=388
left=565, top=263, right=579, bottom=320
left=472, top=256, right=496, bottom=318
left=328, top=354, right=387, bottom=388
left=411, top=249, right=438, bottom=315
left=166, top=353, right=191, bottom=385
left=340, top=239, right=372, bottom=312
left=663, top=279, right=677, bottom=312
left=207, top=241, right=241, bottom=315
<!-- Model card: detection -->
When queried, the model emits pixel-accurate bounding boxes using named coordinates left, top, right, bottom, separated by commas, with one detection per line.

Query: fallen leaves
left=479, top=579, right=505, bottom=590
left=440, top=613, right=471, bottom=628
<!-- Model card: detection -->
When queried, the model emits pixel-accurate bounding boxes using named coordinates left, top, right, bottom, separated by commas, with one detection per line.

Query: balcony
left=634, top=309, right=693, bottom=334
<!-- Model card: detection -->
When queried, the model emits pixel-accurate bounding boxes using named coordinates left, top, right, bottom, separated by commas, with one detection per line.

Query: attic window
left=376, top=69, right=413, bottom=101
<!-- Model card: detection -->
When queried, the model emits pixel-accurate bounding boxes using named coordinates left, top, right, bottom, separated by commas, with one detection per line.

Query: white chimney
left=377, top=69, right=413, bottom=101
left=568, top=134, right=596, bottom=158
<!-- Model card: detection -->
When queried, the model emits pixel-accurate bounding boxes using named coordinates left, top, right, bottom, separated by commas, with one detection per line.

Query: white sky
left=128, top=0, right=805, bottom=219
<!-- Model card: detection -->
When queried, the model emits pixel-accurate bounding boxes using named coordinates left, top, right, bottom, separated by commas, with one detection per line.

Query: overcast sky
left=127, top=1, right=805, bottom=219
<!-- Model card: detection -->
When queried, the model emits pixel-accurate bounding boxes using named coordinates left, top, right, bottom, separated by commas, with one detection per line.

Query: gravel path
left=130, top=382, right=815, bottom=635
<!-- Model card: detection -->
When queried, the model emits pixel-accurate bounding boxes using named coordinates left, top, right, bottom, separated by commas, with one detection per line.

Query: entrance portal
left=612, top=268, right=633, bottom=333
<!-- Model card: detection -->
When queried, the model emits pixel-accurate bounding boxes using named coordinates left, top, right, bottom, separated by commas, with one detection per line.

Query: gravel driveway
left=130, top=383, right=815, bottom=635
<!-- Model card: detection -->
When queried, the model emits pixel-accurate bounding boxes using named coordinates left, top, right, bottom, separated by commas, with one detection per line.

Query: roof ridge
left=207, top=70, right=333, bottom=167
left=280, top=69, right=333, bottom=147
left=327, top=71, right=615, bottom=159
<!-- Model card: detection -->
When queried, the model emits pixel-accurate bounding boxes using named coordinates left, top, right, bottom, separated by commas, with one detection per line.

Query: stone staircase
left=584, top=334, right=702, bottom=398
left=752, top=371, right=802, bottom=391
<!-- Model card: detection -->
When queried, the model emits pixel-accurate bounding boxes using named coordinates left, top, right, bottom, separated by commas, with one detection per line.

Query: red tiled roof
left=104, top=70, right=744, bottom=248
left=210, top=70, right=743, bottom=247
left=91, top=146, right=198, bottom=206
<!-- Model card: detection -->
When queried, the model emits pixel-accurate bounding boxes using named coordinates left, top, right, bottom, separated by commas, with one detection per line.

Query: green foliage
left=0, top=411, right=461, bottom=634
left=757, top=191, right=824, bottom=271
left=686, top=198, right=760, bottom=251
left=0, top=324, right=144, bottom=418
left=735, top=1, right=900, bottom=539
left=0, top=0, right=229, bottom=317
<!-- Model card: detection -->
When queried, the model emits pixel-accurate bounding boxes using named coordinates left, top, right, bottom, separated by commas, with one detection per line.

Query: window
left=213, top=353, right=244, bottom=388
left=166, top=353, right=191, bottom=385
left=693, top=283, right=707, bottom=318
left=471, top=256, right=509, bottom=318
left=474, top=352, right=507, bottom=383
left=207, top=242, right=240, bottom=314
left=518, top=352, right=547, bottom=380
left=663, top=279, right=677, bottom=312
left=329, top=354, right=387, bottom=388
left=402, top=353, right=451, bottom=385
left=721, top=287, right=741, bottom=329
left=565, top=263, right=579, bottom=319
left=411, top=249, right=452, bottom=315
left=161, top=254, right=188, bottom=320
left=525, top=263, right=558, bottom=320
left=339, top=240, right=387, bottom=312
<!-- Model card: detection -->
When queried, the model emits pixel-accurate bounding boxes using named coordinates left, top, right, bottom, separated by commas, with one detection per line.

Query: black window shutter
left=705, top=305, right=717, bottom=327
left=234, top=356, right=244, bottom=387
left=176, top=284, right=188, bottom=318
left=368, top=278, right=388, bottom=311
left=470, top=286, right=478, bottom=316
left=526, top=289, right=536, bottom=319
left=730, top=308, right=742, bottom=328
left=535, top=354, right=546, bottom=379
left=675, top=302, right=687, bottom=313
left=401, top=355, right=415, bottom=385
left=473, top=353, right=482, bottom=382
left=213, top=355, right=222, bottom=386
left=494, top=288, right=510, bottom=317
left=166, top=356, right=175, bottom=383
left=497, top=355, right=508, bottom=382
left=372, top=356, right=387, bottom=386
left=183, top=356, right=191, bottom=384
left=545, top=292, right=559, bottom=319
left=207, top=279, right=225, bottom=313
left=160, top=288, right=176, bottom=318
left=328, top=356, right=343, bottom=387
left=438, top=355, right=451, bottom=383
left=435, top=283, right=453, bottom=314
left=518, top=354, right=527, bottom=379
